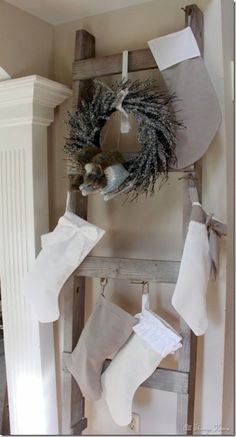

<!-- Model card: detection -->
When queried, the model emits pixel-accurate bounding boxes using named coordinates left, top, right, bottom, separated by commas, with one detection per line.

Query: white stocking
left=101, top=302, right=182, bottom=426
left=22, top=193, right=105, bottom=322
left=172, top=218, right=211, bottom=335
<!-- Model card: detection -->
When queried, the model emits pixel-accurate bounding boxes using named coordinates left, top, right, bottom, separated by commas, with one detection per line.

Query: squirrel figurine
left=80, top=150, right=128, bottom=196
left=68, top=146, right=129, bottom=197
left=68, top=145, right=100, bottom=191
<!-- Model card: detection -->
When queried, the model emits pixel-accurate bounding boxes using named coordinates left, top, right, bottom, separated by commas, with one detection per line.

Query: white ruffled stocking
left=101, top=300, right=182, bottom=426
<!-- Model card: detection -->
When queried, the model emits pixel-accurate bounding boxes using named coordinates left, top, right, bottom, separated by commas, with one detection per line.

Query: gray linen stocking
left=66, top=295, right=137, bottom=400
left=148, top=27, right=221, bottom=169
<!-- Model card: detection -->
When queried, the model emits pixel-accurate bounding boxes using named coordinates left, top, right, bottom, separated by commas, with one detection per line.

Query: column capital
left=0, top=75, right=72, bottom=126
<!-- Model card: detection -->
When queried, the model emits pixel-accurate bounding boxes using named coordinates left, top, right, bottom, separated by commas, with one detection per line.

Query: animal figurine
left=69, top=174, right=84, bottom=191
left=75, top=145, right=101, bottom=173
left=103, top=179, right=134, bottom=201
left=68, top=146, right=101, bottom=191
left=79, top=163, right=107, bottom=196
left=80, top=150, right=128, bottom=196
left=101, top=164, right=129, bottom=196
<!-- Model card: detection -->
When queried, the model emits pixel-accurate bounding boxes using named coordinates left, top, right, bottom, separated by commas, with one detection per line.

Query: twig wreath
left=64, top=79, right=182, bottom=201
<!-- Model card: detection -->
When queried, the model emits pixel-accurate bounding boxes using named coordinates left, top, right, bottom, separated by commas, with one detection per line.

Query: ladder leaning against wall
left=61, top=4, right=203, bottom=435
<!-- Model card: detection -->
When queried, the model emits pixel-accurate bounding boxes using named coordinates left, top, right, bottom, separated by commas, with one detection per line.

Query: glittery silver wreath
left=64, top=79, right=183, bottom=199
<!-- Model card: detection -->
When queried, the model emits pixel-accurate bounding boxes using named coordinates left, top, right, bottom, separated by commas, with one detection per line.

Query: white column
left=0, top=75, right=72, bottom=434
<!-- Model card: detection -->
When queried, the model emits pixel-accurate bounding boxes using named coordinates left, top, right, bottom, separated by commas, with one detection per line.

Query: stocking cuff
left=148, top=26, right=200, bottom=71
left=133, top=309, right=182, bottom=357
left=41, top=211, right=104, bottom=248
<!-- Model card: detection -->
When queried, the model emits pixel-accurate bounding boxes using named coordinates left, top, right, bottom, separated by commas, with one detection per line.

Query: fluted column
left=0, top=75, right=71, bottom=434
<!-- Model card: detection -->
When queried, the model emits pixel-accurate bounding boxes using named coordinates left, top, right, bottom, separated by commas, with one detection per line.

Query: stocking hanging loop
left=65, top=190, right=72, bottom=212
left=122, top=50, right=128, bottom=82
left=142, top=281, right=150, bottom=312
left=115, top=50, right=131, bottom=134
left=131, top=280, right=150, bottom=311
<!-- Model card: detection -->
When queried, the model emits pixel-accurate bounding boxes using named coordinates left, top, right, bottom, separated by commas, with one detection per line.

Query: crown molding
left=0, top=75, right=72, bottom=107
left=0, top=75, right=72, bottom=126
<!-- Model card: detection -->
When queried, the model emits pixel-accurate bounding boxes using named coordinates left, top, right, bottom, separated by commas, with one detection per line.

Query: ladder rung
left=72, top=48, right=157, bottom=81
left=142, top=367, right=188, bottom=394
left=75, top=256, right=180, bottom=283
left=64, top=354, right=189, bottom=395
left=103, top=360, right=188, bottom=394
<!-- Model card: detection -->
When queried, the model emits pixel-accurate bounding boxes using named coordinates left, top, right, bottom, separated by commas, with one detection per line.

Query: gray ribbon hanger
left=188, top=184, right=227, bottom=280
left=205, top=215, right=227, bottom=280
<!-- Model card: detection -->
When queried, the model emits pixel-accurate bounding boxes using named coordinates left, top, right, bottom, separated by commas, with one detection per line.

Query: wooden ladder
left=61, top=4, right=203, bottom=435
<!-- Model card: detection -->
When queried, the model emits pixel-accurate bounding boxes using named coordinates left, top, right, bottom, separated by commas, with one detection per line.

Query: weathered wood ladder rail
left=61, top=4, right=203, bottom=435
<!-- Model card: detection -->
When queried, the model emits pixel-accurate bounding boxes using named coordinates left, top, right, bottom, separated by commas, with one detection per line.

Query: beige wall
left=52, top=0, right=233, bottom=435
left=0, top=0, right=53, bottom=79
left=221, top=0, right=234, bottom=433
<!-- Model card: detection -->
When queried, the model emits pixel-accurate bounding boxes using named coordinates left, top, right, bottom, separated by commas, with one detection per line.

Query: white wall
left=52, top=0, right=233, bottom=434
